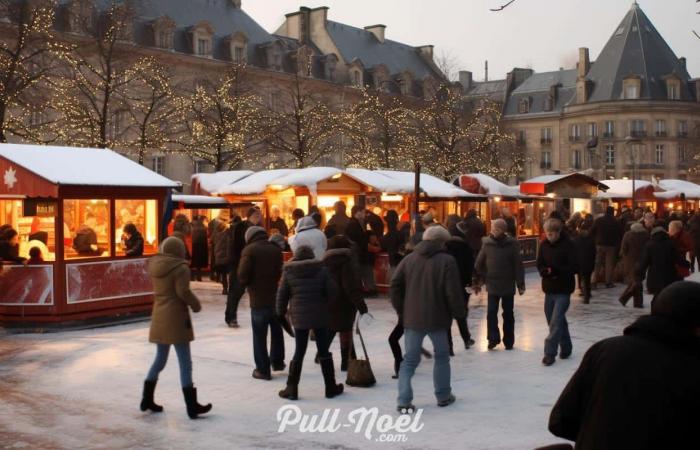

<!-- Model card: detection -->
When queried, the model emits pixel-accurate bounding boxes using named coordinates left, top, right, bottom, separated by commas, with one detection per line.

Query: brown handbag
left=345, top=316, right=376, bottom=387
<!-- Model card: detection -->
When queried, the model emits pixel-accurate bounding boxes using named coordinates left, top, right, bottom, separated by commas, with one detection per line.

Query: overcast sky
left=243, top=0, right=699, bottom=80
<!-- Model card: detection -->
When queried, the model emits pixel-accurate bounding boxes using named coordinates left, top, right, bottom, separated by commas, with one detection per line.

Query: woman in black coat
left=323, top=236, right=368, bottom=372
left=0, top=228, right=26, bottom=263
left=572, top=217, right=596, bottom=304
left=636, top=227, right=688, bottom=304
left=190, top=216, right=209, bottom=281
left=122, top=223, right=145, bottom=257
left=276, top=245, right=343, bottom=401
left=444, top=222, right=475, bottom=354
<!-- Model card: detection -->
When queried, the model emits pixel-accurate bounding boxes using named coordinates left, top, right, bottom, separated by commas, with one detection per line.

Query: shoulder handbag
left=345, top=315, right=376, bottom=387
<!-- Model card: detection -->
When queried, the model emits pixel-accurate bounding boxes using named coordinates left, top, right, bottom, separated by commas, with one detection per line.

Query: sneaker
left=464, top=339, right=476, bottom=349
left=397, top=404, right=416, bottom=415
left=542, top=355, right=555, bottom=366
left=437, top=394, right=456, bottom=407
left=252, top=369, right=272, bottom=381
left=487, top=342, right=499, bottom=350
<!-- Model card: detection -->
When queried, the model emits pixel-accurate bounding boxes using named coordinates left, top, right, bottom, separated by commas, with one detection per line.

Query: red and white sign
left=66, top=258, right=153, bottom=304
left=0, top=265, right=54, bottom=305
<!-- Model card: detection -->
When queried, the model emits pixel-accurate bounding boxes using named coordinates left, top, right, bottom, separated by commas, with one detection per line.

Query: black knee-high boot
left=279, top=359, right=302, bottom=400
left=320, top=354, right=344, bottom=399
left=140, top=380, right=163, bottom=413
left=182, top=385, right=212, bottom=419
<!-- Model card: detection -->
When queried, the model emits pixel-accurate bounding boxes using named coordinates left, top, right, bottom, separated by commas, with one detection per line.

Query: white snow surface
left=0, top=143, right=179, bottom=187
left=172, top=195, right=229, bottom=205
left=594, top=179, right=653, bottom=199
left=345, top=168, right=415, bottom=193
left=191, top=171, right=253, bottom=195
left=656, top=179, right=700, bottom=199
left=459, top=173, right=521, bottom=197
left=373, top=170, right=480, bottom=198
left=0, top=270, right=673, bottom=450
left=216, top=169, right=295, bottom=195
left=270, top=167, right=347, bottom=196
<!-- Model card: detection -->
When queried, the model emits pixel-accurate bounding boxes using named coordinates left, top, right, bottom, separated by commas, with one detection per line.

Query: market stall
left=520, top=173, right=609, bottom=216
left=593, top=179, right=658, bottom=212
left=655, top=179, right=700, bottom=213
left=0, top=144, right=179, bottom=326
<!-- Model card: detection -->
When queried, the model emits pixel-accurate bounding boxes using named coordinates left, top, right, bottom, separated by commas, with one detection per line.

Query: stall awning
left=172, top=194, right=229, bottom=209
left=520, top=173, right=608, bottom=198
left=191, top=171, right=253, bottom=196
left=457, top=174, right=521, bottom=198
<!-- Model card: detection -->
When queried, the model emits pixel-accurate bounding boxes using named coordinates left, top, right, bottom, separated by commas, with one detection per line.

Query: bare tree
left=0, top=0, right=65, bottom=143
left=434, top=49, right=462, bottom=82
left=263, top=70, right=339, bottom=168
left=173, top=65, right=264, bottom=171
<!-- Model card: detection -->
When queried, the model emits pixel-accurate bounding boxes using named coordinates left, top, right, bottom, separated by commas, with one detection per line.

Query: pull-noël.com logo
left=277, top=405, right=425, bottom=443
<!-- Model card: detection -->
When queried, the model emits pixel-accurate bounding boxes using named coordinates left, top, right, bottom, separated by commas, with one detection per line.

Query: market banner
left=66, top=259, right=153, bottom=304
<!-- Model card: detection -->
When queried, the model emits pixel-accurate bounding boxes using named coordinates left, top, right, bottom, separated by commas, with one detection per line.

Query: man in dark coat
left=326, top=201, right=350, bottom=236
left=572, top=217, right=595, bottom=304
left=225, top=207, right=262, bottom=327
left=391, top=225, right=466, bottom=412
left=323, top=235, right=368, bottom=371
left=346, top=205, right=375, bottom=294
left=590, top=206, right=621, bottom=288
left=238, top=226, right=284, bottom=380
left=618, top=222, right=649, bottom=308
left=189, top=217, right=208, bottom=280
left=462, top=209, right=486, bottom=255
left=548, top=281, right=700, bottom=450
left=474, top=219, right=525, bottom=350
left=537, top=218, right=577, bottom=366
left=444, top=222, right=475, bottom=353
left=636, top=227, right=687, bottom=304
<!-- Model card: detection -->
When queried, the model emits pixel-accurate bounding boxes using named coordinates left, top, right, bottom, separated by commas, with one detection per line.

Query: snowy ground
left=1, top=270, right=683, bottom=450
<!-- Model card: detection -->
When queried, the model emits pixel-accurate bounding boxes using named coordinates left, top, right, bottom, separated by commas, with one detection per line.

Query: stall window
left=0, top=199, right=57, bottom=262
left=115, top=199, right=159, bottom=256
left=63, top=199, right=111, bottom=259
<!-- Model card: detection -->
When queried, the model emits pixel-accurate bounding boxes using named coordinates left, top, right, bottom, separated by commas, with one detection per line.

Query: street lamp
left=625, top=136, right=642, bottom=208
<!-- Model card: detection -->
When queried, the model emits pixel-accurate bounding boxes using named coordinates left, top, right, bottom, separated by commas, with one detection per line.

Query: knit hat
left=296, top=216, right=318, bottom=233
left=245, top=226, right=266, bottom=243
left=423, top=225, right=451, bottom=243
left=651, top=226, right=666, bottom=236
left=293, top=245, right=315, bottom=260
left=269, top=233, right=286, bottom=250
left=160, top=236, right=186, bottom=259
left=652, top=281, right=700, bottom=328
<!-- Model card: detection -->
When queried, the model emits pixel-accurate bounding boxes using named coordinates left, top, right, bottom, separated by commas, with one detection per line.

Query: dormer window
left=348, top=59, right=364, bottom=88
left=666, top=78, right=681, bottom=100
left=623, top=76, right=641, bottom=100
left=262, top=40, right=284, bottom=71
left=151, top=16, right=176, bottom=50
left=518, top=97, right=530, bottom=114
left=189, top=21, right=214, bottom=57
left=372, top=65, right=390, bottom=92
left=228, top=31, right=248, bottom=64
left=323, top=54, right=339, bottom=82
left=107, top=4, right=134, bottom=42
left=67, top=0, right=95, bottom=33
left=399, top=71, right=414, bottom=96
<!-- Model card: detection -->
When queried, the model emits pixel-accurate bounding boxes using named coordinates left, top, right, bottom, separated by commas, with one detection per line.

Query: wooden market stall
left=520, top=173, right=609, bottom=216
left=593, top=179, right=659, bottom=212
left=0, top=144, right=179, bottom=326
left=655, top=179, right=700, bottom=213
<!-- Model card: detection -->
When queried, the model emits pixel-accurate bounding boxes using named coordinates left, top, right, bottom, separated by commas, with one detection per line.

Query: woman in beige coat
left=140, top=237, right=212, bottom=419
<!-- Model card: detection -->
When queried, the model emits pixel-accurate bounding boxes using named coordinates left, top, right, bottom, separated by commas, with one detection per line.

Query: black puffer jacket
left=276, top=246, right=337, bottom=330
left=474, top=234, right=525, bottom=296
left=537, top=236, right=578, bottom=295
left=591, top=213, right=622, bottom=247
left=549, top=306, right=700, bottom=449
left=323, top=248, right=368, bottom=332
left=572, top=230, right=596, bottom=274
left=445, top=236, right=474, bottom=288
left=636, top=231, right=685, bottom=295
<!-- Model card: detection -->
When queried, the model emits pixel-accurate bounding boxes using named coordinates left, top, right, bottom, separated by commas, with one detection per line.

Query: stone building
left=462, top=2, right=700, bottom=182
left=0, top=0, right=444, bottom=191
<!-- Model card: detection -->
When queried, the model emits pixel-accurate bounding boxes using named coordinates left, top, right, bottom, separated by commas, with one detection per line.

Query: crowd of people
left=139, top=201, right=699, bottom=448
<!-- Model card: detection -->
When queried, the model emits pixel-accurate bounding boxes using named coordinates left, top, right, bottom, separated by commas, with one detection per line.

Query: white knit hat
left=423, top=225, right=451, bottom=243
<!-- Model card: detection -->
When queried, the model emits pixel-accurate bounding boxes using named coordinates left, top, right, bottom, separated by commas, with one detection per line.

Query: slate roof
left=465, top=80, right=508, bottom=103
left=586, top=2, right=693, bottom=102
left=325, top=21, right=440, bottom=79
left=504, top=69, right=577, bottom=117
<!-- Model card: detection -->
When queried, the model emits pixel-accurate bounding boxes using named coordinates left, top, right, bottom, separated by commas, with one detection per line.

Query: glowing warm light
left=668, top=203, right=674, bottom=209
left=269, top=184, right=284, bottom=191
left=381, top=194, right=403, bottom=202
left=331, top=173, right=342, bottom=180
left=317, top=196, right=340, bottom=208
left=546, top=193, right=556, bottom=198
left=493, top=196, right=502, bottom=203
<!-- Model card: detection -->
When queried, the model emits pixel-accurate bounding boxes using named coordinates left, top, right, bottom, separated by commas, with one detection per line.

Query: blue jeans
left=251, top=307, right=285, bottom=374
left=146, top=343, right=193, bottom=387
left=398, top=328, right=452, bottom=406
left=487, top=294, right=515, bottom=347
left=544, top=294, right=572, bottom=357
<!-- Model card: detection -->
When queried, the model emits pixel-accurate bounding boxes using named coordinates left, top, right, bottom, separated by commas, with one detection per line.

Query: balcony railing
left=602, top=132, right=614, bottom=139
left=630, top=130, right=647, bottom=138
left=569, top=135, right=582, bottom=143
left=540, top=138, right=552, bottom=145
left=655, top=131, right=667, bottom=137
left=678, top=131, right=689, bottom=139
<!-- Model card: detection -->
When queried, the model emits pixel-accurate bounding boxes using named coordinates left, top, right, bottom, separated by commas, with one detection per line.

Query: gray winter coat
left=390, top=240, right=466, bottom=331
left=474, top=234, right=525, bottom=297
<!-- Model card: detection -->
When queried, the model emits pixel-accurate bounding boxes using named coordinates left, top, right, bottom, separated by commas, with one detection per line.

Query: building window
left=351, top=70, right=362, bottom=87
left=587, top=122, right=597, bottom=138
left=667, top=81, right=680, bottom=100
left=541, top=127, right=552, bottom=144
left=572, top=150, right=582, bottom=170
left=29, top=110, right=45, bottom=127
left=158, top=30, right=172, bottom=49
left=152, top=156, right=165, bottom=175
left=540, top=151, right=551, bottom=169
left=678, top=120, right=688, bottom=138
left=115, top=199, right=158, bottom=256
left=570, top=124, right=582, bottom=142
left=655, top=144, right=664, bottom=165
left=108, top=111, right=125, bottom=141
left=516, top=130, right=526, bottom=146
left=624, top=82, right=640, bottom=100
left=679, top=144, right=687, bottom=163
left=518, top=98, right=530, bottom=114
left=655, top=119, right=666, bottom=137
left=604, top=121, right=615, bottom=138
left=197, top=38, right=210, bottom=56
left=543, top=96, right=554, bottom=112
left=630, top=119, right=646, bottom=138
left=233, top=46, right=245, bottom=64
left=63, top=199, right=111, bottom=259
left=605, top=144, right=615, bottom=165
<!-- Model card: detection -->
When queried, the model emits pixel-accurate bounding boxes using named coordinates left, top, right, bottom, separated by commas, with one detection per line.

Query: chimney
left=680, top=57, right=687, bottom=71
left=485, top=60, right=489, bottom=82
left=416, top=45, right=434, bottom=61
left=459, top=71, right=473, bottom=92
left=578, top=47, right=590, bottom=78
left=364, top=24, right=386, bottom=43
left=231, top=0, right=241, bottom=8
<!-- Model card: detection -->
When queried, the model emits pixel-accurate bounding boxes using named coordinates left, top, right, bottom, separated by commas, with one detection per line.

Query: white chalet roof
left=657, top=179, right=700, bottom=199
left=191, top=171, right=253, bottom=195
left=217, top=169, right=295, bottom=195
left=459, top=173, right=521, bottom=197
left=0, top=143, right=179, bottom=188
left=172, top=194, right=229, bottom=205
left=594, top=179, right=652, bottom=199
left=373, top=170, right=480, bottom=198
